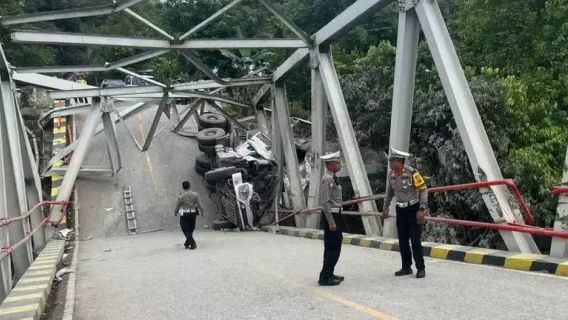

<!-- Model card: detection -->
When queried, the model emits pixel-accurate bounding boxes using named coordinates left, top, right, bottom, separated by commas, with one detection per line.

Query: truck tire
left=195, top=153, right=211, bottom=170
left=199, top=113, right=227, bottom=129
left=205, top=180, right=217, bottom=192
left=198, top=144, right=216, bottom=154
left=204, top=166, right=247, bottom=183
left=197, top=128, right=226, bottom=146
left=194, top=162, right=209, bottom=175
left=212, top=218, right=236, bottom=230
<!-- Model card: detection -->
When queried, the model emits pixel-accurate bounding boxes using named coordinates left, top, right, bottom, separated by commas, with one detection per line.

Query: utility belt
left=179, top=208, right=198, bottom=217
left=396, top=199, right=419, bottom=208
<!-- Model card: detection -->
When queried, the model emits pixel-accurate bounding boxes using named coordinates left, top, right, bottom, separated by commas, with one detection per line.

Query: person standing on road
left=383, top=148, right=428, bottom=278
left=174, top=181, right=204, bottom=250
left=318, top=151, right=346, bottom=286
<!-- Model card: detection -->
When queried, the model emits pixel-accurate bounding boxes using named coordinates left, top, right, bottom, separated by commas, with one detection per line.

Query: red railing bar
left=0, top=217, right=49, bottom=261
left=0, top=200, right=68, bottom=228
left=0, top=201, right=69, bottom=261
left=429, top=179, right=534, bottom=226
left=552, top=186, right=568, bottom=195
left=426, top=217, right=568, bottom=239
left=275, top=179, right=535, bottom=225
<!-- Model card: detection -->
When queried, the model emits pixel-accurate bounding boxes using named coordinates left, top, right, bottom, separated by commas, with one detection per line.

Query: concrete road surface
left=74, top=231, right=568, bottom=320
left=76, top=105, right=218, bottom=239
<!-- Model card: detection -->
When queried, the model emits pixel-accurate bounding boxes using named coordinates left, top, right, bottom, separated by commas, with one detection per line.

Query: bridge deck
left=74, top=230, right=568, bottom=320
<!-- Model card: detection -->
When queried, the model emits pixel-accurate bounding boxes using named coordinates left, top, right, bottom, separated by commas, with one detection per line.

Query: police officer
left=174, top=181, right=204, bottom=250
left=318, top=151, right=346, bottom=286
left=382, top=148, right=428, bottom=278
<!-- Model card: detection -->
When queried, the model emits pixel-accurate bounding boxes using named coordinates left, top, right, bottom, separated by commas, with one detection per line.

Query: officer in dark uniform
left=383, top=149, right=428, bottom=278
left=318, top=151, right=346, bottom=286
left=174, top=181, right=204, bottom=250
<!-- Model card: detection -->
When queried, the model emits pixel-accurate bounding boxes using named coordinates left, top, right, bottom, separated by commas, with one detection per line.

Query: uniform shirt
left=175, top=190, right=203, bottom=214
left=383, top=166, right=428, bottom=211
left=320, top=171, right=343, bottom=226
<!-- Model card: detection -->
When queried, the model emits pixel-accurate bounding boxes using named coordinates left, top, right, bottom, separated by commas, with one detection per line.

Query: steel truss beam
left=116, top=67, right=167, bottom=88
left=415, top=0, right=538, bottom=252
left=45, top=166, right=114, bottom=177
left=318, top=49, right=382, bottom=236
left=14, top=98, right=46, bottom=252
left=205, top=101, right=247, bottom=130
left=0, top=81, right=14, bottom=301
left=384, top=8, right=420, bottom=238
left=13, top=72, right=95, bottom=90
left=142, top=93, right=169, bottom=151
left=1, top=81, right=34, bottom=268
left=49, top=105, right=102, bottom=224
left=101, top=98, right=122, bottom=175
left=123, top=8, right=174, bottom=40
left=42, top=102, right=150, bottom=176
left=11, top=31, right=308, bottom=50
left=254, top=0, right=393, bottom=102
left=256, top=0, right=309, bottom=44
left=551, top=144, right=568, bottom=257
left=15, top=50, right=171, bottom=74
left=49, top=78, right=270, bottom=100
left=172, top=77, right=270, bottom=91
left=0, top=79, right=31, bottom=284
left=179, top=50, right=227, bottom=85
left=305, top=67, right=327, bottom=229
left=0, top=0, right=145, bottom=25
left=180, top=0, right=244, bottom=40
left=273, top=84, right=306, bottom=227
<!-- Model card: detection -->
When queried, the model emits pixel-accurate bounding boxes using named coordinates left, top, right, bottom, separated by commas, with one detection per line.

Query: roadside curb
left=0, top=240, right=65, bottom=320
left=264, top=226, right=568, bottom=277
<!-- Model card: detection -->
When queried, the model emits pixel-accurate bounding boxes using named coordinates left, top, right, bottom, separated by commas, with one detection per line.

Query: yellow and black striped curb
left=0, top=240, right=65, bottom=320
left=51, top=113, right=67, bottom=225
left=264, top=226, right=568, bottom=277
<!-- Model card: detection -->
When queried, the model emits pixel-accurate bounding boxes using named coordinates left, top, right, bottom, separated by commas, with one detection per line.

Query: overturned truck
left=193, top=111, right=281, bottom=231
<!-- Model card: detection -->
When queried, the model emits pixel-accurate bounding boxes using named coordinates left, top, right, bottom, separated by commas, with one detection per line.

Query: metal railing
left=271, top=179, right=568, bottom=239
left=0, top=200, right=68, bottom=261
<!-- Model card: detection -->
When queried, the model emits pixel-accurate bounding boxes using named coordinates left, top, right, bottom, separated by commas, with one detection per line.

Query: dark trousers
left=180, top=214, right=196, bottom=248
left=396, top=203, right=425, bottom=270
left=319, top=228, right=343, bottom=281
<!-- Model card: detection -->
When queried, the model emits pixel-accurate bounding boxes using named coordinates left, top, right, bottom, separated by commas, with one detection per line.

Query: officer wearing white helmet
left=318, top=151, right=345, bottom=286
left=383, top=148, right=428, bottom=279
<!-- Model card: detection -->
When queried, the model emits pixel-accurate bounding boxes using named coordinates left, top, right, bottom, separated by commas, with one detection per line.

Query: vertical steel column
left=317, top=48, right=382, bottom=236
left=384, top=8, right=420, bottom=238
left=270, top=93, right=284, bottom=226
left=551, top=144, right=568, bottom=257
left=1, top=81, right=33, bottom=261
left=48, top=104, right=103, bottom=224
left=273, top=84, right=306, bottom=227
left=170, top=101, right=181, bottom=127
left=0, top=81, right=31, bottom=281
left=0, top=92, right=13, bottom=300
left=16, top=102, right=46, bottom=251
left=102, top=97, right=121, bottom=175
left=415, top=0, right=539, bottom=252
left=306, top=67, right=327, bottom=228
left=255, top=109, right=270, bottom=137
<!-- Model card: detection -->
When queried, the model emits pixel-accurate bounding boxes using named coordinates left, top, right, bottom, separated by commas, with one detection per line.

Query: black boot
left=318, top=278, right=341, bottom=286
left=394, top=268, right=413, bottom=276
left=416, top=269, right=425, bottom=279
left=332, top=274, right=345, bottom=282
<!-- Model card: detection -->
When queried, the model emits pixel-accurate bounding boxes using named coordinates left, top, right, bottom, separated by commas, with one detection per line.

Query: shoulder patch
left=412, top=171, right=426, bottom=189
